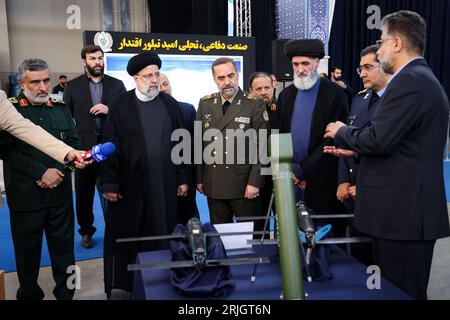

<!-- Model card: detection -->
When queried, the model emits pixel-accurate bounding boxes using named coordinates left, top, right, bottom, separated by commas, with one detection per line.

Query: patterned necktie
left=222, top=100, right=231, bottom=115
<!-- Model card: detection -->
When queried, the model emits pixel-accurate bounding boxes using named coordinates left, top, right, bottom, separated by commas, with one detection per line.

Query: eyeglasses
left=136, top=72, right=160, bottom=80
left=376, top=38, right=393, bottom=47
left=356, top=64, right=380, bottom=75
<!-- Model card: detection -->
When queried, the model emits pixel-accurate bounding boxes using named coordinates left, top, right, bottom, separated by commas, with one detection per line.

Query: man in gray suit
left=196, top=57, right=269, bottom=224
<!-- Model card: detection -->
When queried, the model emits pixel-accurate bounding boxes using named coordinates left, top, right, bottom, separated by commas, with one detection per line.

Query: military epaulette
left=200, top=93, right=218, bottom=101
left=50, top=97, right=65, bottom=105
left=8, top=97, right=18, bottom=104
left=243, top=92, right=259, bottom=100
left=357, top=88, right=368, bottom=95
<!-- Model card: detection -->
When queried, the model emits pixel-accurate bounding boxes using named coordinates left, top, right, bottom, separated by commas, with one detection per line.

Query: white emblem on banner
left=94, top=32, right=113, bottom=53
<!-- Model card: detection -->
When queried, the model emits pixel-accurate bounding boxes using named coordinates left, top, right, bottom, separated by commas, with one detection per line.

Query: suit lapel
left=217, top=89, right=245, bottom=131
left=101, top=76, right=111, bottom=105
left=80, top=75, right=94, bottom=108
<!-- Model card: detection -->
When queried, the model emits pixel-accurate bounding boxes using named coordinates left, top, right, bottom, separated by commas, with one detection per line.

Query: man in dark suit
left=325, top=10, right=450, bottom=299
left=63, top=44, right=126, bottom=248
left=330, top=66, right=354, bottom=105
left=52, top=75, right=67, bottom=95
left=278, top=39, right=348, bottom=235
left=159, top=73, right=199, bottom=224
left=337, top=45, right=390, bottom=266
left=196, top=57, right=269, bottom=224
left=337, top=44, right=390, bottom=212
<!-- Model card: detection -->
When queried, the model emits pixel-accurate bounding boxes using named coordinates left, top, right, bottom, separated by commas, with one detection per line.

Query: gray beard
left=139, top=86, right=159, bottom=100
left=221, top=84, right=238, bottom=98
left=293, top=71, right=320, bottom=90
left=381, top=61, right=394, bottom=74
left=24, top=87, right=49, bottom=104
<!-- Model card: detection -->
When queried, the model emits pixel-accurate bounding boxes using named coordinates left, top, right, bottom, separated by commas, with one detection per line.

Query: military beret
left=126, top=52, right=162, bottom=76
left=284, top=39, right=325, bottom=60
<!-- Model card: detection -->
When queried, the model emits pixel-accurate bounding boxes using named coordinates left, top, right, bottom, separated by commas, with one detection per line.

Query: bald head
left=159, top=73, right=172, bottom=96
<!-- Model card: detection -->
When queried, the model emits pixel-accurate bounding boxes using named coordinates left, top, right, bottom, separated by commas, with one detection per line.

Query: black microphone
left=65, top=142, right=116, bottom=171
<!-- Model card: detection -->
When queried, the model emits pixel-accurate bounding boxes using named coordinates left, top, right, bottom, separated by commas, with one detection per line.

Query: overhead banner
left=83, top=31, right=256, bottom=108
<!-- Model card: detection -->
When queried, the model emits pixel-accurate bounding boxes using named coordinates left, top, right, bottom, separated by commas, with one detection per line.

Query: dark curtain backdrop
left=329, top=0, right=450, bottom=97
left=147, top=0, right=275, bottom=74
left=251, top=0, right=277, bottom=75
left=148, top=0, right=227, bottom=35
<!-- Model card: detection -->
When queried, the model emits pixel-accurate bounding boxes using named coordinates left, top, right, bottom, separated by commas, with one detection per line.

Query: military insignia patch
left=263, top=110, right=269, bottom=121
left=50, top=98, right=64, bottom=104
left=19, top=99, right=28, bottom=107
left=234, top=117, right=250, bottom=124
left=201, top=94, right=212, bottom=101
left=8, top=97, right=18, bottom=104
left=203, top=114, right=212, bottom=122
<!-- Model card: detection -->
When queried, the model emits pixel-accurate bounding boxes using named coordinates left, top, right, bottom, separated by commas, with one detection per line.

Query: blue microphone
left=65, top=142, right=116, bottom=171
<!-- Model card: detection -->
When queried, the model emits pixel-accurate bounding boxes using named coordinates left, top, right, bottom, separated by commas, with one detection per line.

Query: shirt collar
left=387, top=56, right=423, bottom=86
left=135, top=88, right=158, bottom=102
left=85, top=70, right=104, bottom=83
left=220, top=89, right=239, bottom=105
left=375, top=85, right=387, bottom=97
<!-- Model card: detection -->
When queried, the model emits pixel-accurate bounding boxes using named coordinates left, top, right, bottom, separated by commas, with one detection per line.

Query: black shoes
left=81, top=234, right=93, bottom=249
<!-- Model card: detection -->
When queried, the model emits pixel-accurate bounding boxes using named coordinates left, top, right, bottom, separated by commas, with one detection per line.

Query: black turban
left=284, top=39, right=325, bottom=60
left=126, top=52, right=162, bottom=76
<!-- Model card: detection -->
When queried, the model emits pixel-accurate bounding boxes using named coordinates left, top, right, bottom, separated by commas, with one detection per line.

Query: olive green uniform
left=195, top=89, right=269, bottom=224
left=0, top=93, right=80, bottom=300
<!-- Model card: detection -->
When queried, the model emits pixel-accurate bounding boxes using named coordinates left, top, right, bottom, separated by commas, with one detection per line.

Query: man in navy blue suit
left=159, top=73, right=199, bottom=224
left=337, top=45, right=390, bottom=266
left=325, top=10, right=450, bottom=300
left=337, top=44, right=390, bottom=212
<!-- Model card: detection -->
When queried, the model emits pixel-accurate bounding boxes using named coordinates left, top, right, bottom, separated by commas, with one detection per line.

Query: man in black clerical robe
left=101, top=52, right=188, bottom=297
left=278, top=39, right=348, bottom=234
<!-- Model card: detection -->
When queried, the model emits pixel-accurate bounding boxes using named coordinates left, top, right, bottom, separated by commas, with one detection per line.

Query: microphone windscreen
left=100, top=142, right=116, bottom=156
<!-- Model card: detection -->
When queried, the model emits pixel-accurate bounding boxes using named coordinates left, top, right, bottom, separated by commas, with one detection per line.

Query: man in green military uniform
left=196, top=57, right=269, bottom=224
left=248, top=71, right=280, bottom=219
left=0, top=58, right=80, bottom=300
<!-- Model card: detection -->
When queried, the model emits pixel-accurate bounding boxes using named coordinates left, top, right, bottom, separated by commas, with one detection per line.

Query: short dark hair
left=81, top=44, right=104, bottom=59
left=331, top=66, right=342, bottom=73
left=360, top=44, right=379, bottom=58
left=59, top=75, right=67, bottom=79
left=381, top=10, right=426, bottom=55
left=211, top=57, right=237, bottom=75
left=17, top=58, right=49, bottom=81
left=248, top=72, right=272, bottom=89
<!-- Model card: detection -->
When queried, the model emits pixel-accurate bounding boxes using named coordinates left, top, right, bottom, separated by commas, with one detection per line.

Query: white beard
left=24, top=87, right=49, bottom=104
left=293, top=70, right=320, bottom=91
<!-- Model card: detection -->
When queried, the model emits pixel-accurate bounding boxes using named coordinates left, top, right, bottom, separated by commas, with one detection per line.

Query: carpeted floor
left=0, top=191, right=211, bottom=272
left=0, top=192, right=105, bottom=272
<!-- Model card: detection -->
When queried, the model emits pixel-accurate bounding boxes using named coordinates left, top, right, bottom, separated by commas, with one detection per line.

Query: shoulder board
left=50, top=97, right=65, bottom=105
left=243, top=92, right=259, bottom=100
left=357, top=89, right=368, bottom=95
left=200, top=93, right=218, bottom=101
left=8, top=97, right=18, bottom=104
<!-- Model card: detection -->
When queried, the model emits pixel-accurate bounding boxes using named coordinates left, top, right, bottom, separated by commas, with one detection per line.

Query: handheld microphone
left=296, top=201, right=316, bottom=248
left=65, top=142, right=116, bottom=171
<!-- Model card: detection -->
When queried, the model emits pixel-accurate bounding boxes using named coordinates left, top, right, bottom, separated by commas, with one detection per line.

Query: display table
left=131, top=245, right=411, bottom=300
